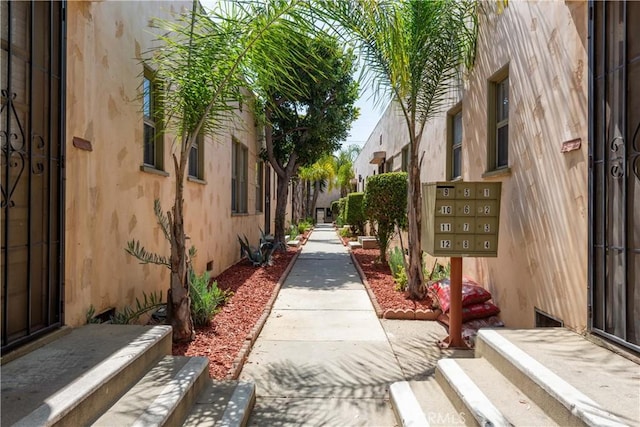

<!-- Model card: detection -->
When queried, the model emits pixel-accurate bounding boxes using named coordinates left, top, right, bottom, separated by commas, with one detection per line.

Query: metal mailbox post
left=421, top=182, right=502, bottom=348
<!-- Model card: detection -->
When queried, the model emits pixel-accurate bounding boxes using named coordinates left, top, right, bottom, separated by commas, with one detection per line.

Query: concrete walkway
left=240, top=224, right=454, bottom=426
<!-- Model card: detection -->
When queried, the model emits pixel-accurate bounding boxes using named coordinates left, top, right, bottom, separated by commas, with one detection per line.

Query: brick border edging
left=349, top=250, right=441, bottom=321
left=226, top=247, right=302, bottom=380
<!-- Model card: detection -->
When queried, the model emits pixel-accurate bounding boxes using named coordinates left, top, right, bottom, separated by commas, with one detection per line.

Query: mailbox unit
left=421, top=182, right=502, bottom=257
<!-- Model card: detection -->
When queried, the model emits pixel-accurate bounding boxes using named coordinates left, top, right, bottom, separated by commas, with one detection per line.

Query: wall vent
left=535, top=308, right=564, bottom=328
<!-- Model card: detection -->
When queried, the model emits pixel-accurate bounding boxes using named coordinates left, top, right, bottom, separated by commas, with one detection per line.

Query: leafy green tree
left=364, top=172, right=407, bottom=264
left=129, top=0, right=315, bottom=342
left=254, top=30, right=359, bottom=245
left=319, top=0, right=477, bottom=298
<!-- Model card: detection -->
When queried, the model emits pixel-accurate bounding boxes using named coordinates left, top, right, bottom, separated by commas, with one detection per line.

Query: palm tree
left=320, top=0, right=477, bottom=298
left=298, top=154, right=336, bottom=220
left=128, top=0, right=317, bottom=341
left=333, top=144, right=360, bottom=196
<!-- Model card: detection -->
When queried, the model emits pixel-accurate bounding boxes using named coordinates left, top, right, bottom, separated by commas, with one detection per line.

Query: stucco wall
left=354, top=1, right=588, bottom=331
left=64, top=1, right=277, bottom=326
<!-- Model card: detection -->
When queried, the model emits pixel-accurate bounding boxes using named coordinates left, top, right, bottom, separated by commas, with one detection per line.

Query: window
left=487, top=68, right=509, bottom=172
left=495, top=77, right=509, bottom=168
left=256, top=161, right=264, bottom=212
left=401, top=145, right=409, bottom=172
left=232, top=139, right=248, bottom=213
left=143, top=68, right=163, bottom=169
left=188, top=133, right=204, bottom=180
left=385, top=157, right=393, bottom=173
left=447, top=107, right=463, bottom=180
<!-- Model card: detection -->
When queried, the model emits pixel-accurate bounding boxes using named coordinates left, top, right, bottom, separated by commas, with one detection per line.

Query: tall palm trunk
left=406, top=126, right=425, bottom=299
left=167, top=138, right=195, bottom=342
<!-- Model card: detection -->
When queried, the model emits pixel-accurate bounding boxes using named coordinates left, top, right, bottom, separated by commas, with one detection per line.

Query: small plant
left=85, top=305, right=101, bottom=324
left=393, top=267, right=408, bottom=292
left=110, top=291, right=164, bottom=324
left=189, top=270, right=232, bottom=326
left=289, top=224, right=300, bottom=240
left=425, top=260, right=451, bottom=281
left=238, top=228, right=276, bottom=267
left=339, top=227, right=352, bottom=238
left=388, top=247, right=408, bottom=291
left=298, top=219, right=313, bottom=234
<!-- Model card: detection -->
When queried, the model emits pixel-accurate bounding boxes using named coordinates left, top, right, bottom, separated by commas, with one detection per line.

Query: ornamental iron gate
left=1, top=0, right=65, bottom=354
left=589, top=0, right=640, bottom=352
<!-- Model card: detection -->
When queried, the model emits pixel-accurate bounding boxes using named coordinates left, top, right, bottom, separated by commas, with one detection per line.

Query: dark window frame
left=447, top=104, right=463, bottom=180
left=232, top=138, right=248, bottom=214
left=142, top=67, right=164, bottom=171
left=485, top=65, right=510, bottom=175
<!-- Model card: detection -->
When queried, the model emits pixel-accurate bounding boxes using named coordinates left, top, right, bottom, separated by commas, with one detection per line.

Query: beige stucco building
left=2, top=0, right=288, bottom=351
left=354, top=1, right=639, bottom=352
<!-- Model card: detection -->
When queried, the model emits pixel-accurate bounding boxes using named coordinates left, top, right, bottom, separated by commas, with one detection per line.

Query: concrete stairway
left=1, top=324, right=255, bottom=427
left=391, top=328, right=639, bottom=427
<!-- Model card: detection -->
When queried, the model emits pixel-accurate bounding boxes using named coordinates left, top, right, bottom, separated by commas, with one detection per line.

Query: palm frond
left=125, top=240, right=171, bottom=269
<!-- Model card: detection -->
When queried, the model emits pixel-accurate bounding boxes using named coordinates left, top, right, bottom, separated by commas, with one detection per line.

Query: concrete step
left=476, top=328, right=636, bottom=427
left=449, top=358, right=558, bottom=426
left=183, top=380, right=256, bottom=427
left=357, top=236, right=379, bottom=249
left=391, top=378, right=469, bottom=427
left=435, top=358, right=510, bottom=427
left=2, top=324, right=172, bottom=427
left=348, top=241, right=362, bottom=249
left=91, top=355, right=208, bottom=426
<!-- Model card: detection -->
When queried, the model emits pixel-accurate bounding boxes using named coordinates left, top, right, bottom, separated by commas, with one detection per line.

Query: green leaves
left=125, top=240, right=171, bottom=269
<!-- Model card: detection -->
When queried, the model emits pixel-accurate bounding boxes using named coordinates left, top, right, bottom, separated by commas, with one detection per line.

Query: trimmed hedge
left=363, top=172, right=407, bottom=263
left=337, top=197, right=347, bottom=226
left=344, top=192, right=366, bottom=235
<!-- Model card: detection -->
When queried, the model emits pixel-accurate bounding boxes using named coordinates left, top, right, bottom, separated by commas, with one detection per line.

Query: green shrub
left=330, top=200, right=340, bottom=218
left=337, top=197, right=347, bottom=225
left=388, top=247, right=405, bottom=277
left=339, top=227, right=352, bottom=238
left=344, top=192, right=365, bottom=235
left=189, top=270, right=232, bottom=326
left=289, top=224, right=300, bottom=240
left=388, top=247, right=408, bottom=291
left=363, top=172, right=407, bottom=263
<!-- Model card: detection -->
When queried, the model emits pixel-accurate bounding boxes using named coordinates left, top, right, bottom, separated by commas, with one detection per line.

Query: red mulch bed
left=351, top=248, right=433, bottom=312
left=172, top=247, right=297, bottom=380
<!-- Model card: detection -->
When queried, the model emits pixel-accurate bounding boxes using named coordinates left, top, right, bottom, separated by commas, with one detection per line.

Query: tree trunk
left=310, top=180, right=321, bottom=221
left=406, top=136, right=425, bottom=299
left=168, top=145, right=195, bottom=342
left=292, top=178, right=303, bottom=224
left=274, top=174, right=290, bottom=246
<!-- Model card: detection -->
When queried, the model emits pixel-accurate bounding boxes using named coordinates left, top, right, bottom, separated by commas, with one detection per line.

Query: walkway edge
left=349, top=250, right=384, bottom=318
left=227, top=247, right=302, bottom=380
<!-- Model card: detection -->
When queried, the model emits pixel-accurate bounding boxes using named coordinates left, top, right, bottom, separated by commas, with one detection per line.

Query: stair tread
left=478, top=329, right=639, bottom=426
left=183, top=380, right=256, bottom=427
left=2, top=324, right=171, bottom=427
left=453, top=357, right=558, bottom=426
left=406, top=378, right=468, bottom=427
left=92, top=355, right=208, bottom=427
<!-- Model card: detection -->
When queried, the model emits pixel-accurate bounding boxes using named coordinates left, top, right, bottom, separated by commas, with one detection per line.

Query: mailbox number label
left=484, top=224, right=491, bottom=232
left=440, top=223, right=452, bottom=232
left=483, top=241, right=491, bottom=249
left=462, top=240, right=470, bottom=249
left=440, top=240, right=452, bottom=249
left=483, top=188, right=490, bottom=197
left=442, top=188, right=450, bottom=196
left=441, top=205, right=453, bottom=215
left=463, top=223, right=470, bottom=232
left=463, top=204, right=471, bottom=214
left=484, top=205, right=491, bottom=214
